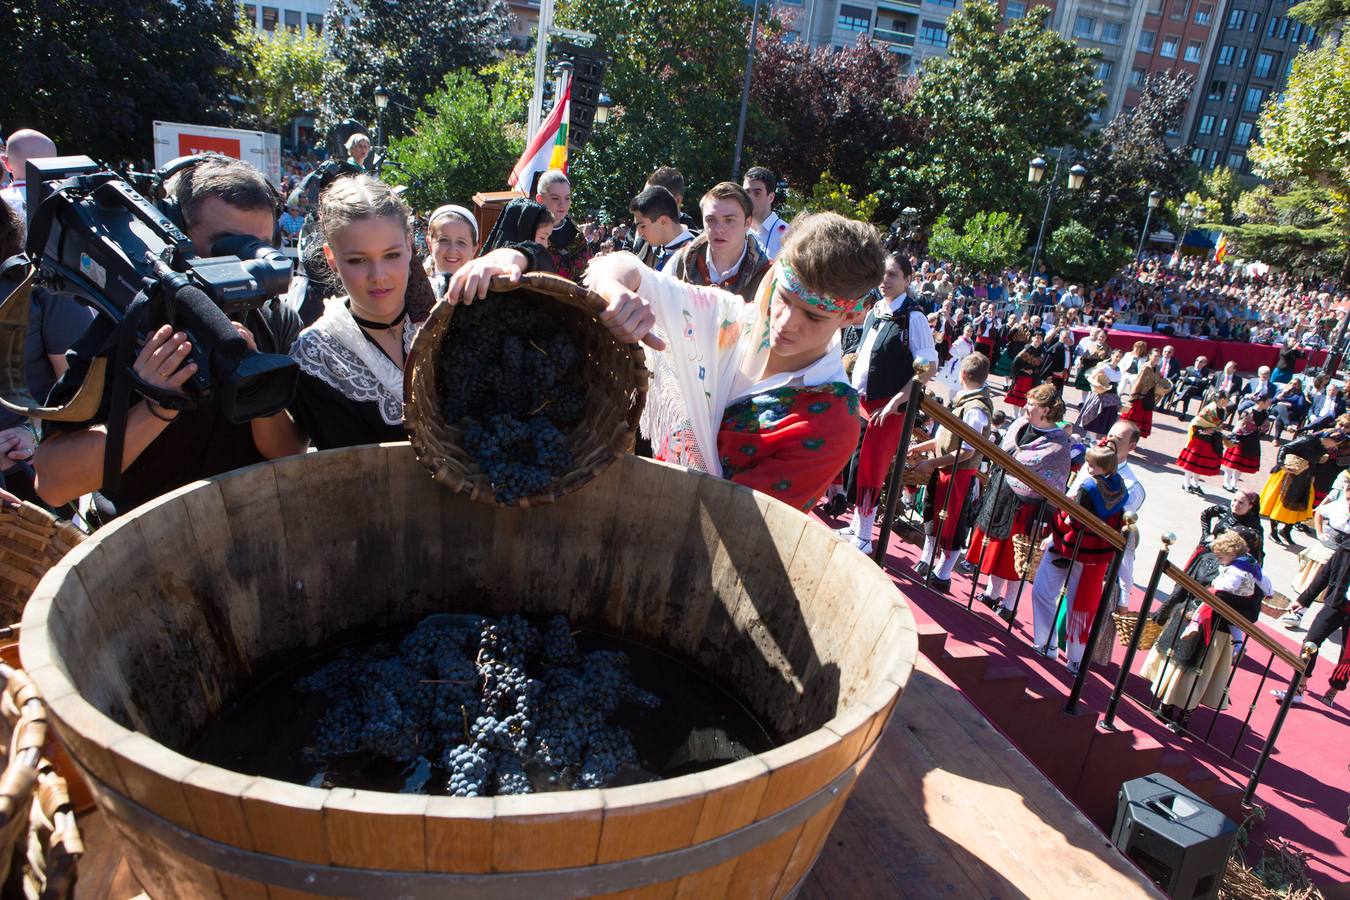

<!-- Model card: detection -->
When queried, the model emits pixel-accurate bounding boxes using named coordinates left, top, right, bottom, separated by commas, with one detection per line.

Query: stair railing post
left=1242, top=646, right=1315, bottom=806
left=873, top=355, right=937, bottom=567
left=1103, top=529, right=1175, bottom=729
left=1064, top=516, right=1134, bottom=714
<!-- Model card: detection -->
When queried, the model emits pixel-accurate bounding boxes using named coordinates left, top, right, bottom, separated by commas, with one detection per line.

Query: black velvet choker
left=347, top=301, right=407, bottom=331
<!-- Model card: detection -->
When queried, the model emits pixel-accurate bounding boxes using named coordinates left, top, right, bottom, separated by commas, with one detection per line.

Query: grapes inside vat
left=188, top=613, right=775, bottom=798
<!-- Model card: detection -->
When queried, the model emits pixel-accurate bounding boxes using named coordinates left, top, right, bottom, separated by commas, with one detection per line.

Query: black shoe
left=914, top=561, right=932, bottom=579
left=1270, top=528, right=1285, bottom=544
left=1296, top=523, right=1314, bottom=536
left=930, top=576, right=952, bottom=593
left=1281, top=526, right=1297, bottom=544
left=823, top=494, right=848, bottom=517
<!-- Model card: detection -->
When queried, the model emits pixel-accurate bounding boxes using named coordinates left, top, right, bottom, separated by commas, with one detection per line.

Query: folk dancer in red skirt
left=1029, top=443, right=1129, bottom=672
left=967, top=384, right=1073, bottom=614
left=1178, top=402, right=1227, bottom=496
left=909, top=353, right=995, bottom=592
left=1121, top=349, right=1168, bottom=439
left=1006, top=331, right=1045, bottom=408
left=1220, top=396, right=1269, bottom=492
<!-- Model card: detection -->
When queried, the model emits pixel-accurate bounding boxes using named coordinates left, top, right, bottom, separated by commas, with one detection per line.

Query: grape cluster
left=436, top=294, right=586, bottom=503
left=295, top=614, right=660, bottom=797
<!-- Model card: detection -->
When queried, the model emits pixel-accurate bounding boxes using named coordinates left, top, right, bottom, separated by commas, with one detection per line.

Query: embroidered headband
left=775, top=261, right=864, bottom=314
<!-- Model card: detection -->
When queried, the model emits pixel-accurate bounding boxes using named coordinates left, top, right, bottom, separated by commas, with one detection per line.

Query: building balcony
left=877, top=0, right=922, bottom=13
left=874, top=26, right=917, bottom=47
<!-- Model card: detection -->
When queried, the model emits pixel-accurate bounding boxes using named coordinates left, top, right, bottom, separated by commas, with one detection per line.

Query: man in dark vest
left=837, top=253, right=936, bottom=554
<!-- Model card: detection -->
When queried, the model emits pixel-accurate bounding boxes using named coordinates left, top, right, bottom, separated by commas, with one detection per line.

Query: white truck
left=152, top=121, right=282, bottom=187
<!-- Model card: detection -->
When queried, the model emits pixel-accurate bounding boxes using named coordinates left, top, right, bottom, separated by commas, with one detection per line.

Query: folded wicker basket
left=0, top=503, right=84, bottom=626
left=404, top=273, right=649, bottom=508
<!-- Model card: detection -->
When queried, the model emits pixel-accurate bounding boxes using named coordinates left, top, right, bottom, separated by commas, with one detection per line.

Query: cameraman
left=34, top=157, right=306, bottom=516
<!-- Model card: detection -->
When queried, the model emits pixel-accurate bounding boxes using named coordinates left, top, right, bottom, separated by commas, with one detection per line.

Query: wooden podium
left=472, top=190, right=525, bottom=245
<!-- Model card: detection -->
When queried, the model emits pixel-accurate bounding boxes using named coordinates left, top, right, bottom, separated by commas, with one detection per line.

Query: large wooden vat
left=20, top=445, right=915, bottom=899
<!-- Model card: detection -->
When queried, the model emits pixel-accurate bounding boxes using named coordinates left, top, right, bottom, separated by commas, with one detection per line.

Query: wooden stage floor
left=74, top=656, right=1160, bottom=899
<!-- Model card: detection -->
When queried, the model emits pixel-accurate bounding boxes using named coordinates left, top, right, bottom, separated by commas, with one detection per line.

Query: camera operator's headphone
left=156, top=153, right=286, bottom=248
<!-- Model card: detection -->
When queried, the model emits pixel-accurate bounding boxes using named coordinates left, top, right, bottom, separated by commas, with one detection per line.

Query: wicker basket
left=1012, top=532, right=1045, bottom=579
left=404, top=273, right=649, bottom=508
left=1112, top=609, right=1164, bottom=650
left=1261, top=591, right=1293, bottom=620
left=0, top=503, right=84, bottom=625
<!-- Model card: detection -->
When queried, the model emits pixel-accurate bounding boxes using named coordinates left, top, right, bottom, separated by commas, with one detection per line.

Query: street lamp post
left=731, top=0, right=763, bottom=181
left=373, top=86, right=390, bottom=172
left=1027, top=150, right=1086, bottom=280
left=1135, top=190, right=1163, bottom=262
left=595, top=93, right=613, bottom=128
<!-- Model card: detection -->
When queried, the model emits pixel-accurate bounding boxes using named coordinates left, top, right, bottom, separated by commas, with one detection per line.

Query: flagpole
left=528, top=0, right=555, bottom=141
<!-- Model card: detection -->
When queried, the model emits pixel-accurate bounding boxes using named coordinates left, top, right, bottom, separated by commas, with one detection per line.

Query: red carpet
left=824, top=509, right=1350, bottom=892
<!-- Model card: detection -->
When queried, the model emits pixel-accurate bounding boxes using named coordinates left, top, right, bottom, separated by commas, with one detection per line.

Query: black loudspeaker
left=1111, top=773, right=1237, bottom=900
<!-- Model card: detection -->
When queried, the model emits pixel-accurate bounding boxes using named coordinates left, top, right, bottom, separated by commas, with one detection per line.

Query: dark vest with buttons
left=859, top=298, right=919, bottom=402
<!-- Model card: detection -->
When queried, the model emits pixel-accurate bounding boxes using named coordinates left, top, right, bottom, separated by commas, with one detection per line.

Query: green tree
left=386, top=68, right=528, bottom=212
left=1250, top=43, right=1350, bottom=278
left=1288, top=0, right=1350, bottom=31
left=926, top=211, right=1026, bottom=273
left=7, top=0, right=244, bottom=163
left=1217, top=183, right=1348, bottom=272
left=1196, top=166, right=1243, bottom=224
left=1070, top=71, right=1195, bottom=246
left=1042, top=221, right=1132, bottom=284
left=874, top=0, right=1102, bottom=227
left=555, top=0, right=752, bottom=217
left=320, top=0, right=512, bottom=139
left=236, top=18, right=339, bottom=131
left=778, top=172, right=882, bottom=222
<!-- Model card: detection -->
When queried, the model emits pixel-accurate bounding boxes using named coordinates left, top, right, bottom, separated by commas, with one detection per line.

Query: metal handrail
left=919, top=394, right=1308, bottom=675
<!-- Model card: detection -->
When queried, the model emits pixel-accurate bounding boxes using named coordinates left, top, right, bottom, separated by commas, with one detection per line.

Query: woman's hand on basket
left=443, top=249, right=528, bottom=305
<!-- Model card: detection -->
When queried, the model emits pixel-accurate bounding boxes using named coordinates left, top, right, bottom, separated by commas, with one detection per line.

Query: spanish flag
left=1214, top=232, right=1229, bottom=262
left=508, top=76, right=571, bottom=194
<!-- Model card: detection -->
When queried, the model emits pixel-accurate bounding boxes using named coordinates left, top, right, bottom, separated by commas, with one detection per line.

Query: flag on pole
left=1214, top=232, right=1229, bottom=262
left=509, top=75, right=571, bottom=194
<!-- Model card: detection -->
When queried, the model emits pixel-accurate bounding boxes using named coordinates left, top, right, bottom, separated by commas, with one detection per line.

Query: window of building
left=1102, top=21, right=1123, bottom=42
left=1184, top=40, right=1203, bottom=61
left=837, top=4, right=871, bottom=31
left=1130, top=66, right=1147, bottom=86
left=1207, top=78, right=1226, bottom=99
left=1227, top=7, right=1243, bottom=28
left=919, top=20, right=949, bottom=46
left=261, top=6, right=278, bottom=30
left=284, top=8, right=301, bottom=31
left=1267, top=15, right=1280, bottom=35
left=1210, top=149, right=1220, bottom=167
left=1197, top=114, right=1216, bottom=134
left=1218, top=116, right=1229, bottom=135
left=1097, top=61, right=1115, bottom=81
left=1290, top=22, right=1302, bottom=41
left=783, top=29, right=800, bottom=41
left=243, top=4, right=258, bottom=26
left=930, top=0, right=957, bottom=7
left=1254, top=51, right=1276, bottom=77
left=1005, top=0, right=1026, bottom=17
left=1278, top=17, right=1290, bottom=37
left=1244, top=86, right=1265, bottom=112
left=1139, top=29, right=1156, bottom=51
left=1074, top=14, right=1096, bottom=37
left=1148, top=0, right=1164, bottom=14
left=1238, top=47, right=1249, bottom=66
left=1191, top=147, right=1206, bottom=165
left=1195, top=3, right=1213, bottom=24
left=307, top=12, right=323, bottom=33
left=1170, top=0, right=1187, bottom=19
left=1229, top=82, right=1240, bottom=102
left=1161, top=35, right=1179, bottom=56
left=1217, top=44, right=1234, bottom=64
left=1227, top=152, right=1246, bottom=170
left=1234, top=121, right=1254, bottom=144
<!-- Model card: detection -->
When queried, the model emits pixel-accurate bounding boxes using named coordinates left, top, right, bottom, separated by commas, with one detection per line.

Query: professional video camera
left=0, top=155, right=298, bottom=425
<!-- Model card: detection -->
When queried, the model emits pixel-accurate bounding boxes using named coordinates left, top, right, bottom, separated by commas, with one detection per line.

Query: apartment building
left=1185, top=0, right=1319, bottom=175
left=240, top=0, right=330, bottom=34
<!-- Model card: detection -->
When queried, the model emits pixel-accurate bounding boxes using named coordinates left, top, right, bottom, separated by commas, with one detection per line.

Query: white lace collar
left=291, top=297, right=417, bottom=426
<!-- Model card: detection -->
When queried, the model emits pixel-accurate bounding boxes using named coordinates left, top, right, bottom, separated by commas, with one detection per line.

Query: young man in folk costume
left=742, top=166, right=789, bottom=260
left=909, top=353, right=994, bottom=592
left=536, top=171, right=592, bottom=281
left=1030, top=443, right=1130, bottom=674
left=665, top=182, right=771, bottom=302
left=629, top=185, right=694, bottom=271
left=972, top=304, right=1000, bottom=367
left=836, top=252, right=937, bottom=554
left=584, top=212, right=884, bottom=512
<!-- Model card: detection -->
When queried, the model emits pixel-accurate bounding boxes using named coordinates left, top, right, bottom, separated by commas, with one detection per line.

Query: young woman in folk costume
left=1220, top=396, right=1269, bottom=492
left=992, top=314, right=1024, bottom=384
left=582, top=213, right=887, bottom=514
left=287, top=176, right=550, bottom=450
left=1075, top=364, right=1121, bottom=441
left=1029, top=442, right=1129, bottom=674
left=1259, top=428, right=1348, bottom=545
left=1120, top=348, right=1168, bottom=439
left=1142, top=530, right=1269, bottom=727
left=1072, top=328, right=1108, bottom=394
left=424, top=204, right=481, bottom=298
left=1006, top=331, right=1045, bottom=408
left=968, top=384, right=1074, bottom=614
left=1193, top=491, right=1264, bottom=567
left=1177, top=401, right=1227, bottom=496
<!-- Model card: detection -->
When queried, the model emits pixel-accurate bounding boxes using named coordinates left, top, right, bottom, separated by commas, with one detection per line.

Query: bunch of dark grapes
left=436, top=294, right=583, bottom=502
left=297, top=612, right=658, bottom=796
